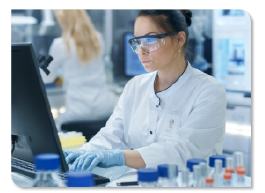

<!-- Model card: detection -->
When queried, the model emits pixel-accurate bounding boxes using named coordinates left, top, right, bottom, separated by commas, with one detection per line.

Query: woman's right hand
left=63, top=149, right=86, bottom=164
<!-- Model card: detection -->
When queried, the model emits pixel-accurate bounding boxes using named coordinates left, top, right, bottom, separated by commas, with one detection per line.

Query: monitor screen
left=215, top=38, right=245, bottom=85
left=213, top=10, right=251, bottom=93
left=124, top=33, right=148, bottom=76
left=11, top=43, right=68, bottom=172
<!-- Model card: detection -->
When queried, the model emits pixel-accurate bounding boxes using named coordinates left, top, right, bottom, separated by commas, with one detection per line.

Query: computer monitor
left=212, top=10, right=251, bottom=93
left=124, top=32, right=149, bottom=77
left=11, top=43, right=68, bottom=172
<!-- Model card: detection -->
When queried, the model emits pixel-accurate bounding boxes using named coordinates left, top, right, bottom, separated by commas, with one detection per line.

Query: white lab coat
left=41, top=33, right=115, bottom=130
left=80, top=62, right=227, bottom=170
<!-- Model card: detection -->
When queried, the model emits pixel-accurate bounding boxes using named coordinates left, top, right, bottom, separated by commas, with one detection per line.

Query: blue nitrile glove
left=63, top=149, right=86, bottom=164
left=69, top=149, right=125, bottom=171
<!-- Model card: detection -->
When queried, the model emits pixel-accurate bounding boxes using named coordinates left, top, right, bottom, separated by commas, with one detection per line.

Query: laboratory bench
left=12, top=166, right=251, bottom=187
left=45, top=85, right=252, bottom=177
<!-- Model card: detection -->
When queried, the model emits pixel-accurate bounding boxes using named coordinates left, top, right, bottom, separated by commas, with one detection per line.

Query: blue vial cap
left=67, top=171, right=94, bottom=187
left=138, top=168, right=158, bottom=182
left=186, top=158, right=206, bottom=172
left=157, top=164, right=178, bottom=177
left=209, top=155, right=227, bottom=168
left=34, top=153, right=60, bottom=171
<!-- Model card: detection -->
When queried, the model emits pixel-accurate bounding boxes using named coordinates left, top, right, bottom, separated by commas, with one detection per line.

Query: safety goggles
left=128, top=32, right=178, bottom=54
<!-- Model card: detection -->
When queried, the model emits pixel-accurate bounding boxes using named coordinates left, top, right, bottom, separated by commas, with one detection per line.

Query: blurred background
left=11, top=9, right=251, bottom=176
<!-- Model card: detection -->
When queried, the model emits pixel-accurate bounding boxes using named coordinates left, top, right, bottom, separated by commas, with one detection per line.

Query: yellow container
left=58, top=132, right=87, bottom=150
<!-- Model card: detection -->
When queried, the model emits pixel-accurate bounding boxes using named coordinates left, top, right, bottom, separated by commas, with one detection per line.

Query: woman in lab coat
left=64, top=10, right=226, bottom=172
left=41, top=10, right=115, bottom=130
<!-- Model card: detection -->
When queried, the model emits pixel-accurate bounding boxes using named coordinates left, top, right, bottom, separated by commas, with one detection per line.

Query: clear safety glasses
left=128, top=32, right=178, bottom=54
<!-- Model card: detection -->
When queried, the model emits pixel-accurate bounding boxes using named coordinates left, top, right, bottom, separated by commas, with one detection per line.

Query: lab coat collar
left=149, top=61, right=193, bottom=107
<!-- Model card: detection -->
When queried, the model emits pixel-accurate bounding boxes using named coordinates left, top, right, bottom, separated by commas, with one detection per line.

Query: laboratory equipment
left=167, top=165, right=178, bottom=187
left=236, top=167, right=246, bottom=187
left=124, top=32, right=148, bottom=76
left=38, top=54, right=53, bottom=75
left=234, top=151, right=245, bottom=169
left=186, top=158, right=207, bottom=172
left=191, top=15, right=208, bottom=71
left=186, top=158, right=206, bottom=186
left=223, top=172, right=232, bottom=187
left=67, top=171, right=94, bottom=187
left=225, top=157, right=234, bottom=174
left=205, top=177, right=214, bottom=187
left=32, top=153, right=65, bottom=187
left=199, top=162, right=207, bottom=187
left=213, top=9, right=251, bottom=93
left=137, top=168, right=159, bottom=187
left=180, top=168, right=190, bottom=187
left=128, top=32, right=178, bottom=54
left=11, top=43, right=110, bottom=185
left=157, top=164, right=178, bottom=187
left=214, top=159, right=223, bottom=187
left=192, top=165, right=201, bottom=187
left=58, top=131, right=87, bottom=150
left=208, top=155, right=227, bottom=177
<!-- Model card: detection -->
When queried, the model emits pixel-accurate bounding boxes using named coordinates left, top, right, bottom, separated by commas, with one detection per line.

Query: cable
left=11, top=135, right=18, bottom=154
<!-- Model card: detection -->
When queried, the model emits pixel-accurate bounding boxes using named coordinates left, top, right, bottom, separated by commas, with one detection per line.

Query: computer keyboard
left=11, top=157, right=110, bottom=185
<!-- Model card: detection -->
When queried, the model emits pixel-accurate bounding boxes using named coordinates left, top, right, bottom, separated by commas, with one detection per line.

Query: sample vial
left=181, top=168, right=190, bottom=187
left=225, top=157, right=234, bottom=174
left=208, top=155, right=227, bottom=177
left=32, top=153, right=65, bottom=187
left=236, top=167, right=246, bottom=187
left=223, top=172, right=232, bottom=187
left=67, top=171, right=94, bottom=187
left=186, top=158, right=206, bottom=187
left=193, top=165, right=201, bottom=187
left=205, top=177, right=214, bottom=187
left=157, top=164, right=178, bottom=187
left=199, top=162, right=207, bottom=187
left=137, top=168, right=159, bottom=187
left=214, top=159, right=223, bottom=187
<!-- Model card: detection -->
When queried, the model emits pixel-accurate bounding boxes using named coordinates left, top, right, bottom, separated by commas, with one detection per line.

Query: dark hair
left=137, top=10, right=193, bottom=59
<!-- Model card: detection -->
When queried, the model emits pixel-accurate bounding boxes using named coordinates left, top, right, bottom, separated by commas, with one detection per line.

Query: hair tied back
left=180, top=10, right=192, bottom=27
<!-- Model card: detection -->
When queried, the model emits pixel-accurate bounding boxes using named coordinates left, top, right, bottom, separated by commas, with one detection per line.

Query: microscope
left=38, top=54, right=53, bottom=75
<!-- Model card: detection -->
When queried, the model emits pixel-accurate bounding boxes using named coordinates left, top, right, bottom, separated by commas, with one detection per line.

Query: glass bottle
left=214, top=159, right=223, bottom=187
left=199, top=162, right=207, bottom=187
left=167, top=164, right=178, bottom=187
left=181, top=168, right=190, bottom=187
left=186, top=158, right=206, bottom=187
left=137, top=168, right=158, bottom=187
left=225, top=157, right=234, bottom=174
left=193, top=165, right=201, bottom=187
left=67, top=171, right=94, bottom=187
left=223, top=172, right=232, bottom=187
left=208, top=155, right=227, bottom=177
left=236, top=167, right=246, bottom=187
left=32, top=153, right=65, bottom=187
left=205, top=177, right=214, bottom=187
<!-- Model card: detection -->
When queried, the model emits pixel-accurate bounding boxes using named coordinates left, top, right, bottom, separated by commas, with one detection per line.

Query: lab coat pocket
left=158, top=111, right=181, bottom=141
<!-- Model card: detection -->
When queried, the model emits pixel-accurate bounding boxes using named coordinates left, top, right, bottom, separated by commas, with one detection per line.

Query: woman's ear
left=176, top=31, right=186, bottom=48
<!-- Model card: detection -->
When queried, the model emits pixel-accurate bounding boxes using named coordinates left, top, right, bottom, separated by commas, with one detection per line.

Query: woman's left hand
left=69, top=149, right=125, bottom=171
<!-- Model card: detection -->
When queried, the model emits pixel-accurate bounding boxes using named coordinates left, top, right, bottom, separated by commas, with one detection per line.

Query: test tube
left=199, top=162, right=207, bottom=187
left=214, top=159, right=223, bottom=187
left=234, top=151, right=244, bottom=167
left=181, top=168, right=189, bottom=187
left=193, top=165, right=201, bottom=187
left=225, top=157, right=234, bottom=173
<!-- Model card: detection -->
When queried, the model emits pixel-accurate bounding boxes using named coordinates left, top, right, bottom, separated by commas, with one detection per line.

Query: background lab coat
left=80, top=62, right=227, bottom=170
left=41, top=33, right=115, bottom=130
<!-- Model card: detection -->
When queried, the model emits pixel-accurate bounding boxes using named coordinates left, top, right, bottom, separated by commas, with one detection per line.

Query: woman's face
left=134, top=16, right=178, bottom=72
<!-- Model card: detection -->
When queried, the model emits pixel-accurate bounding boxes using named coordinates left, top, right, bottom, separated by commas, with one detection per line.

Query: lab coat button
left=150, top=131, right=152, bottom=135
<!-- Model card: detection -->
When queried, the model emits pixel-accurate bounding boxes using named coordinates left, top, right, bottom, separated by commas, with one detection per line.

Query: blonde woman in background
left=41, top=10, right=116, bottom=131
